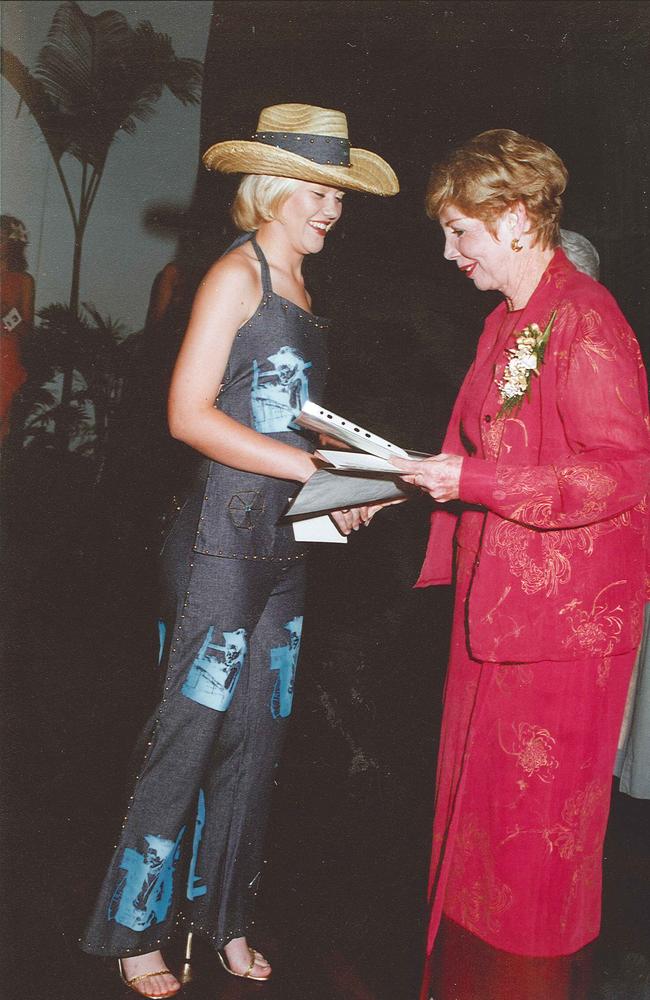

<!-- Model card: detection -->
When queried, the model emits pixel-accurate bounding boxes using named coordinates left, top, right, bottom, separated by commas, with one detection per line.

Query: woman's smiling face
left=279, top=180, right=344, bottom=254
left=439, top=203, right=516, bottom=295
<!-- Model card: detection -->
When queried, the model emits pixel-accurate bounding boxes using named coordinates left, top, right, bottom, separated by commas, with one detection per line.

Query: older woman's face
left=439, top=204, right=516, bottom=295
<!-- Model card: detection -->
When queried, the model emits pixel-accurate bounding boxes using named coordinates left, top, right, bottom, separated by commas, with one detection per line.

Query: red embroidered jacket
left=416, top=249, right=650, bottom=663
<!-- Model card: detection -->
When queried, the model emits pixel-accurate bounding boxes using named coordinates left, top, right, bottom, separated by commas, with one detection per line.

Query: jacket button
left=484, top=414, right=492, bottom=423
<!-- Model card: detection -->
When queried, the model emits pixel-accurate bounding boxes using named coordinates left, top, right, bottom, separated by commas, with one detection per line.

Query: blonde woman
left=81, top=105, right=397, bottom=996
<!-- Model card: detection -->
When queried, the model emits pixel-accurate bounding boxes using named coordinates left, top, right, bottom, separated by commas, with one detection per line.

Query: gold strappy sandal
left=218, top=946, right=272, bottom=982
left=117, top=958, right=181, bottom=998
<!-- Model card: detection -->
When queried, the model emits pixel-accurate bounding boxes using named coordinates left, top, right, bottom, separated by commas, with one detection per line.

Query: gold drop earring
left=511, top=237, right=523, bottom=253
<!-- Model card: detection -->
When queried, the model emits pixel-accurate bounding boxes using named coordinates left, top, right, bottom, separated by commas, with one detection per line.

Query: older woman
left=393, top=130, right=650, bottom=1000
left=81, top=104, right=397, bottom=997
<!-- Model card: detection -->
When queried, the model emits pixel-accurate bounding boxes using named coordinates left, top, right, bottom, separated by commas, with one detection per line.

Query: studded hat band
left=253, top=131, right=351, bottom=167
left=202, top=104, right=399, bottom=196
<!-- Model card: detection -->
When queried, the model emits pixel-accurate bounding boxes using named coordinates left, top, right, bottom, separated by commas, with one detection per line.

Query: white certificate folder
left=296, top=400, right=410, bottom=460
left=284, top=402, right=425, bottom=520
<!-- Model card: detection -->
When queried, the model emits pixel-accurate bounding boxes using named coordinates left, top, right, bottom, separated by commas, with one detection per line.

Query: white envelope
left=292, top=514, right=348, bottom=544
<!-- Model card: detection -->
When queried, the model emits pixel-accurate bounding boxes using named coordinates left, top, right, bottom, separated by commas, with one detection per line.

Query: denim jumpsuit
left=81, top=236, right=328, bottom=957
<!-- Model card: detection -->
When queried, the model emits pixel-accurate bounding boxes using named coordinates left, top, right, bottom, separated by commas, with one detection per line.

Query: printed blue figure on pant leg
left=108, top=827, right=186, bottom=931
left=186, top=789, right=207, bottom=900
left=157, top=620, right=167, bottom=665
left=182, top=627, right=247, bottom=711
left=270, top=616, right=303, bottom=719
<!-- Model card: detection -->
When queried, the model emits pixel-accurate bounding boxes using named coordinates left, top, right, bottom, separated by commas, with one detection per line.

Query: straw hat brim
left=202, top=140, right=399, bottom=196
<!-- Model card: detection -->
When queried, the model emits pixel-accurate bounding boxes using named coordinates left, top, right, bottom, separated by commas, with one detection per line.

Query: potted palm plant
left=1, top=1, right=202, bottom=450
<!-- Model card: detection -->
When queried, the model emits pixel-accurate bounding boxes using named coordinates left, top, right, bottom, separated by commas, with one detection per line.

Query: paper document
left=296, top=401, right=410, bottom=460
left=285, top=403, right=426, bottom=528
left=292, top=514, right=348, bottom=544
left=285, top=468, right=411, bottom=519
left=316, top=449, right=400, bottom=473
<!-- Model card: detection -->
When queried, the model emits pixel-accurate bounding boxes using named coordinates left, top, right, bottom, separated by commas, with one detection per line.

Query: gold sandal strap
left=126, top=969, right=172, bottom=987
left=241, top=947, right=258, bottom=977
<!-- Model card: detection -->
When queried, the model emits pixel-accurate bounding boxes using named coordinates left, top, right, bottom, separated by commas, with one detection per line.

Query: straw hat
left=202, top=104, right=399, bottom=196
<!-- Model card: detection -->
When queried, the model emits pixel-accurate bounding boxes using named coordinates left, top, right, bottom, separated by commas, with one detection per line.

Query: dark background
left=2, top=3, right=649, bottom=998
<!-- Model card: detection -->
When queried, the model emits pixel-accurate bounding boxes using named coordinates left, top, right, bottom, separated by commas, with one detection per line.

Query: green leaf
left=0, top=46, right=69, bottom=162
left=27, top=1, right=202, bottom=167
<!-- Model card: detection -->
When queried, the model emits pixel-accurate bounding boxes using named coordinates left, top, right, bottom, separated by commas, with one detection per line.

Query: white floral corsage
left=495, top=309, right=557, bottom=418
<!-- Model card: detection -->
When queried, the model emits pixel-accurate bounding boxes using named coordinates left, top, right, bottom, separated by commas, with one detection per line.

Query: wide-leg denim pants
left=81, top=496, right=306, bottom=957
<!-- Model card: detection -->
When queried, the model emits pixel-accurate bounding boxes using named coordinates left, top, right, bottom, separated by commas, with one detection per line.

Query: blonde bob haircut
left=231, top=174, right=301, bottom=232
left=426, top=129, right=568, bottom=250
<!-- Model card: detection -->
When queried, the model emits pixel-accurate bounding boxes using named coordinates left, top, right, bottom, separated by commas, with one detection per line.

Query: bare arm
left=168, top=252, right=317, bottom=484
left=146, top=263, right=179, bottom=327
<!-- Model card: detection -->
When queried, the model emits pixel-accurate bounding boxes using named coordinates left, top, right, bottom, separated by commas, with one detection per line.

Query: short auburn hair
left=231, top=174, right=301, bottom=231
left=426, top=129, right=568, bottom=249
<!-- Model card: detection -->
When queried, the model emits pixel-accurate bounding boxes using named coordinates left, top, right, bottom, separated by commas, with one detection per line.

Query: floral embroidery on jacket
left=559, top=581, right=625, bottom=657
left=542, top=780, right=606, bottom=860
left=494, top=663, right=534, bottom=692
left=549, top=780, right=607, bottom=934
left=494, top=463, right=617, bottom=529
left=448, top=817, right=514, bottom=935
left=499, top=722, right=559, bottom=783
left=575, top=309, right=617, bottom=373
left=482, top=417, right=506, bottom=459
left=485, top=520, right=594, bottom=597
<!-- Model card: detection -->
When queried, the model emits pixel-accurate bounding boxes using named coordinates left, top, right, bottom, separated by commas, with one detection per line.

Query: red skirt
left=420, top=541, right=635, bottom=999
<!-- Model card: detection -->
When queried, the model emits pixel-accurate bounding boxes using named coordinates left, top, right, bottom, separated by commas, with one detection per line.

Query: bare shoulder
left=187, top=242, right=262, bottom=333
left=200, top=243, right=260, bottom=303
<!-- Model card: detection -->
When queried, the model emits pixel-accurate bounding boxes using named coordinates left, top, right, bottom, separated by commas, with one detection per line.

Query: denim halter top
left=192, top=234, right=329, bottom=560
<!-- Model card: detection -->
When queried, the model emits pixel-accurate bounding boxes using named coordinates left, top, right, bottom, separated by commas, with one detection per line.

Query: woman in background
left=393, top=129, right=650, bottom=1000
left=1, top=215, right=34, bottom=443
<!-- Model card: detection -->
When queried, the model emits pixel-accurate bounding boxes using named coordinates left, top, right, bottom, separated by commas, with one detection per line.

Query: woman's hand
left=317, top=432, right=349, bottom=450
left=329, top=498, right=405, bottom=534
left=330, top=506, right=366, bottom=534
left=391, top=454, right=463, bottom=502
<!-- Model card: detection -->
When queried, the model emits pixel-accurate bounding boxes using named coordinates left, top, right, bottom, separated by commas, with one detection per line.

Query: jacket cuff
left=459, top=457, right=497, bottom=506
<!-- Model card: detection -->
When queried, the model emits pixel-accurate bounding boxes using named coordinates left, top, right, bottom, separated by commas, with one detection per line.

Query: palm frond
left=38, top=301, right=91, bottom=337
left=88, top=20, right=203, bottom=138
left=132, top=22, right=203, bottom=107
left=0, top=46, right=69, bottom=161
left=82, top=302, right=130, bottom=342
left=36, top=3, right=131, bottom=111
left=34, top=1, right=132, bottom=167
left=23, top=386, right=60, bottom=412
left=31, top=2, right=202, bottom=165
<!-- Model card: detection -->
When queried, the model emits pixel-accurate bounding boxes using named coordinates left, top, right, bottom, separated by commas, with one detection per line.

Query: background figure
left=558, top=229, right=649, bottom=803
left=99, top=238, right=202, bottom=559
left=393, top=129, right=650, bottom=1000
left=145, top=260, right=189, bottom=331
left=616, top=604, right=650, bottom=799
left=559, top=228, right=600, bottom=280
left=0, top=214, right=34, bottom=443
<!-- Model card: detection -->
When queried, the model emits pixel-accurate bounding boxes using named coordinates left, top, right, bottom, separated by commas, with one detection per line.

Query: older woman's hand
left=391, top=454, right=463, bottom=502
left=330, top=497, right=406, bottom=534
left=330, top=506, right=366, bottom=534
